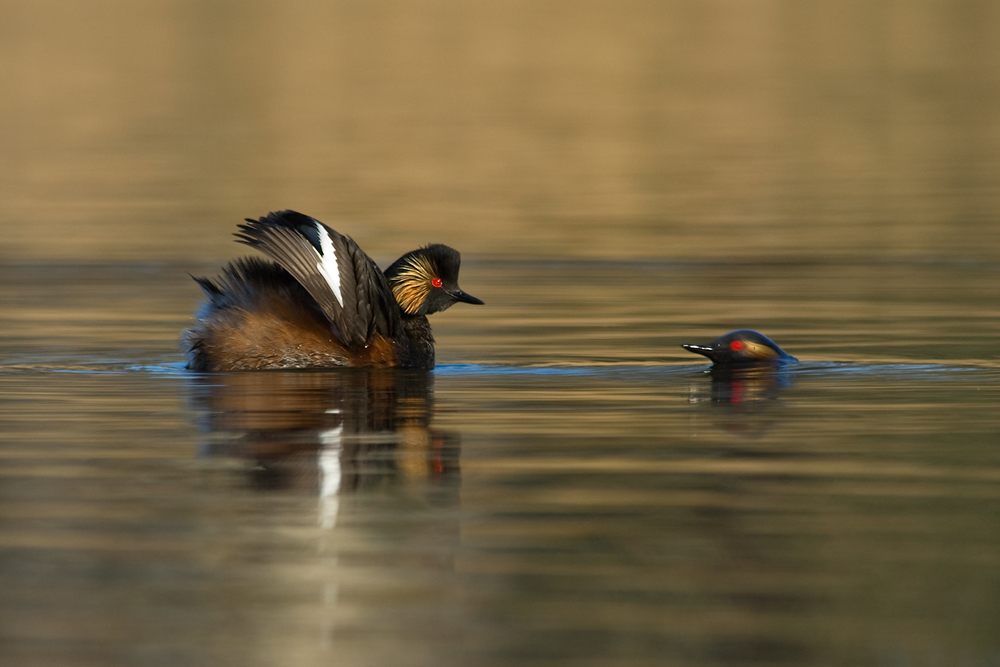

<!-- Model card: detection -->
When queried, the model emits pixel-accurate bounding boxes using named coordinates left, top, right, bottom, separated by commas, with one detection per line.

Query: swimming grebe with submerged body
left=681, top=329, right=797, bottom=366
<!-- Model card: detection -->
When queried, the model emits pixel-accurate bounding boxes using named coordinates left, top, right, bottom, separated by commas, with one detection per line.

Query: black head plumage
left=384, top=244, right=483, bottom=316
left=681, top=329, right=797, bottom=366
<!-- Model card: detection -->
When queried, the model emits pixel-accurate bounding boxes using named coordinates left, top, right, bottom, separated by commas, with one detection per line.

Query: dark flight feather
left=234, top=210, right=398, bottom=348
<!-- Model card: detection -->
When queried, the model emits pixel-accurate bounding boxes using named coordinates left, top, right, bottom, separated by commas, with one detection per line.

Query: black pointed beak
left=448, top=289, right=484, bottom=305
left=681, top=343, right=714, bottom=359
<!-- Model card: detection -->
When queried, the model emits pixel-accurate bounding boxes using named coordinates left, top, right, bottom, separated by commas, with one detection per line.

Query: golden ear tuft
left=745, top=342, right=779, bottom=359
left=390, top=253, right=437, bottom=314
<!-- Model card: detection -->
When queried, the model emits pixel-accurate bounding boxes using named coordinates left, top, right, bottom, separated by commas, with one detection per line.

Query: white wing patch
left=315, top=222, right=344, bottom=308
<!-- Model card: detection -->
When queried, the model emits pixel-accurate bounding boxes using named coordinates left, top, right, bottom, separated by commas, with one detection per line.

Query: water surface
left=3, top=258, right=1000, bottom=666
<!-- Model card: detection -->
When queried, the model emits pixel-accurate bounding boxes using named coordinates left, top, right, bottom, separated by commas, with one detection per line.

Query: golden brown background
left=3, top=0, right=999, bottom=262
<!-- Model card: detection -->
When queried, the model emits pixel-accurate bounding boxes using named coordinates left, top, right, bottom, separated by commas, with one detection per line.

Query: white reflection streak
left=318, top=425, right=343, bottom=529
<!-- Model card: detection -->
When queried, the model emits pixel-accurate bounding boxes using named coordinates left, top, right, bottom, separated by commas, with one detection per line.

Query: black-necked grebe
left=682, top=329, right=797, bottom=365
left=183, top=210, right=482, bottom=371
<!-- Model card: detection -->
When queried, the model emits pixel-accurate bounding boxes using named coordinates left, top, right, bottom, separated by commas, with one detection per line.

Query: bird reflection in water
left=187, top=369, right=459, bottom=525
left=698, top=363, right=794, bottom=403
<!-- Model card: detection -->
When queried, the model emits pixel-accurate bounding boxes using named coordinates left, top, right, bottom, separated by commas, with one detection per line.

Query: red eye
left=729, top=340, right=745, bottom=352
left=431, top=277, right=443, bottom=288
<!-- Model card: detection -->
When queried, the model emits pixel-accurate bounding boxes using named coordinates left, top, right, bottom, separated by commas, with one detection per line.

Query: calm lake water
left=3, top=2, right=1000, bottom=666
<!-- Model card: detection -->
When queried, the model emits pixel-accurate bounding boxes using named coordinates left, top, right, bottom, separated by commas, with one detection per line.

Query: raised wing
left=235, top=210, right=399, bottom=348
